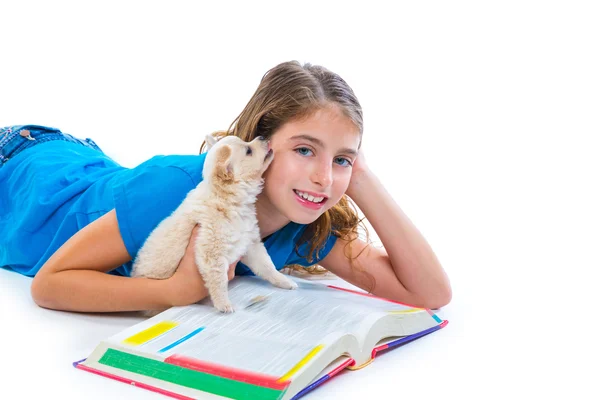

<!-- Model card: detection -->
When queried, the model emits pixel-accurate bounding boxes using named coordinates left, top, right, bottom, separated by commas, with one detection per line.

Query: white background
left=1, top=1, right=599, bottom=399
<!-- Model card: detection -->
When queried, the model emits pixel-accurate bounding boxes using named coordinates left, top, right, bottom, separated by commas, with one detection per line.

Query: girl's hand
left=165, top=225, right=239, bottom=307
left=346, top=148, right=373, bottom=200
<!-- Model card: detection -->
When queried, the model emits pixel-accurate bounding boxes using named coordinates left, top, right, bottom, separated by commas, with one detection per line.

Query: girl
left=0, top=61, right=451, bottom=313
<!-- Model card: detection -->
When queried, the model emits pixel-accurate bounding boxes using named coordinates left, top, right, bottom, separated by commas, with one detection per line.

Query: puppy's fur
left=132, top=135, right=297, bottom=313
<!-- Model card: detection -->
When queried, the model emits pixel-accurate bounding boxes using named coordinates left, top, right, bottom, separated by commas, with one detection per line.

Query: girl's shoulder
left=128, top=152, right=208, bottom=186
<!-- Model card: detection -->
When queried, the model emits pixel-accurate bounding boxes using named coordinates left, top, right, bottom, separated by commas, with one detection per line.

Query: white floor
left=1, top=263, right=596, bottom=399
left=1, top=1, right=599, bottom=399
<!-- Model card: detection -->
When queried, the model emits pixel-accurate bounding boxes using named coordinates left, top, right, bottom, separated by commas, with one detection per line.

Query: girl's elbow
left=30, top=273, right=57, bottom=309
left=426, top=268, right=452, bottom=309
left=427, top=285, right=452, bottom=310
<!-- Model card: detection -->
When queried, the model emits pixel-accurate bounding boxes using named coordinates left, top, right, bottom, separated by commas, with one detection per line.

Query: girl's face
left=262, top=105, right=361, bottom=225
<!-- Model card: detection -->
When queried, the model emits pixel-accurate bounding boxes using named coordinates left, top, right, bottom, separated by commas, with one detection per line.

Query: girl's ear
left=205, top=134, right=218, bottom=150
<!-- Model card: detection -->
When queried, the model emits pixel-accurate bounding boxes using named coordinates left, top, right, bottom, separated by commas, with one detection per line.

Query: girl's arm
left=31, top=210, right=212, bottom=312
left=320, top=154, right=452, bottom=309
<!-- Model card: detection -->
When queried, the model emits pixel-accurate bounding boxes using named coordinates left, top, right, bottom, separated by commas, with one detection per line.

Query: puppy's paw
left=214, top=301, right=235, bottom=313
left=285, top=279, right=299, bottom=290
left=211, top=292, right=235, bottom=313
left=271, top=274, right=298, bottom=290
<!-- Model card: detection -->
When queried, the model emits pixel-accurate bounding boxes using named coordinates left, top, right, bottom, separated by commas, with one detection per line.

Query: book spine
left=290, top=358, right=356, bottom=400
left=371, top=320, right=449, bottom=359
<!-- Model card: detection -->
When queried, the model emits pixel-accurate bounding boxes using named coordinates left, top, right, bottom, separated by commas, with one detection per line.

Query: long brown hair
left=200, top=61, right=374, bottom=290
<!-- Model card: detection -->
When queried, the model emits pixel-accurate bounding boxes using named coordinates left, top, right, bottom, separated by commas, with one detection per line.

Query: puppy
left=132, top=135, right=297, bottom=313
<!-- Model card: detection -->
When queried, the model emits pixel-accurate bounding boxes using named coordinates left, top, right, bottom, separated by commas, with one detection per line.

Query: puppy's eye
left=246, top=147, right=252, bottom=156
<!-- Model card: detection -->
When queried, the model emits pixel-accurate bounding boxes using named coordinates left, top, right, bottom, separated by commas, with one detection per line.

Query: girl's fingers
left=228, top=258, right=241, bottom=281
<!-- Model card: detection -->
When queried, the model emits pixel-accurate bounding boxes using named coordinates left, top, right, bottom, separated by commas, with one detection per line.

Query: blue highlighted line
left=158, top=327, right=205, bottom=353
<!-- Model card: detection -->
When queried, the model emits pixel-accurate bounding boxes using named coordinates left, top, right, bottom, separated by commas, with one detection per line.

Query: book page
left=102, top=276, right=424, bottom=379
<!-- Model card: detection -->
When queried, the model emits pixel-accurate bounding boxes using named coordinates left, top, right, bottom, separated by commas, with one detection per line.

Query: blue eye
left=295, top=147, right=313, bottom=156
left=296, top=147, right=352, bottom=167
left=334, top=157, right=352, bottom=167
left=246, top=147, right=252, bottom=156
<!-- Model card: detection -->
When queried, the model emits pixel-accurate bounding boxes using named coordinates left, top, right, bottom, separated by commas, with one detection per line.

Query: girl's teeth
left=295, top=190, right=324, bottom=203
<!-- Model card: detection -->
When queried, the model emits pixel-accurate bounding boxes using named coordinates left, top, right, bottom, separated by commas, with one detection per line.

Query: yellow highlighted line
left=277, top=344, right=324, bottom=383
left=387, top=308, right=423, bottom=314
left=123, top=321, right=178, bottom=346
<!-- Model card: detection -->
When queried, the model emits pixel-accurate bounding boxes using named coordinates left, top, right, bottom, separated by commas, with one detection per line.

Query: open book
left=75, top=276, right=447, bottom=399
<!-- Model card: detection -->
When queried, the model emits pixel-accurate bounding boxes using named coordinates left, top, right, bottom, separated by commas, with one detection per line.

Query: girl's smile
left=293, top=189, right=329, bottom=210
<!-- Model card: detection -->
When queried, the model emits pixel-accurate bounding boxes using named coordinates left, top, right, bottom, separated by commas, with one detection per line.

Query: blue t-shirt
left=0, top=140, right=337, bottom=277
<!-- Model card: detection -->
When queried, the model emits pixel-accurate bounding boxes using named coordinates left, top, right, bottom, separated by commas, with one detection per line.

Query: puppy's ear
left=214, top=145, right=234, bottom=183
left=205, top=134, right=218, bottom=151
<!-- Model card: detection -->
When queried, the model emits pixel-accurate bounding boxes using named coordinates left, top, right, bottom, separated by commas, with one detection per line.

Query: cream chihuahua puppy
left=132, top=135, right=297, bottom=313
